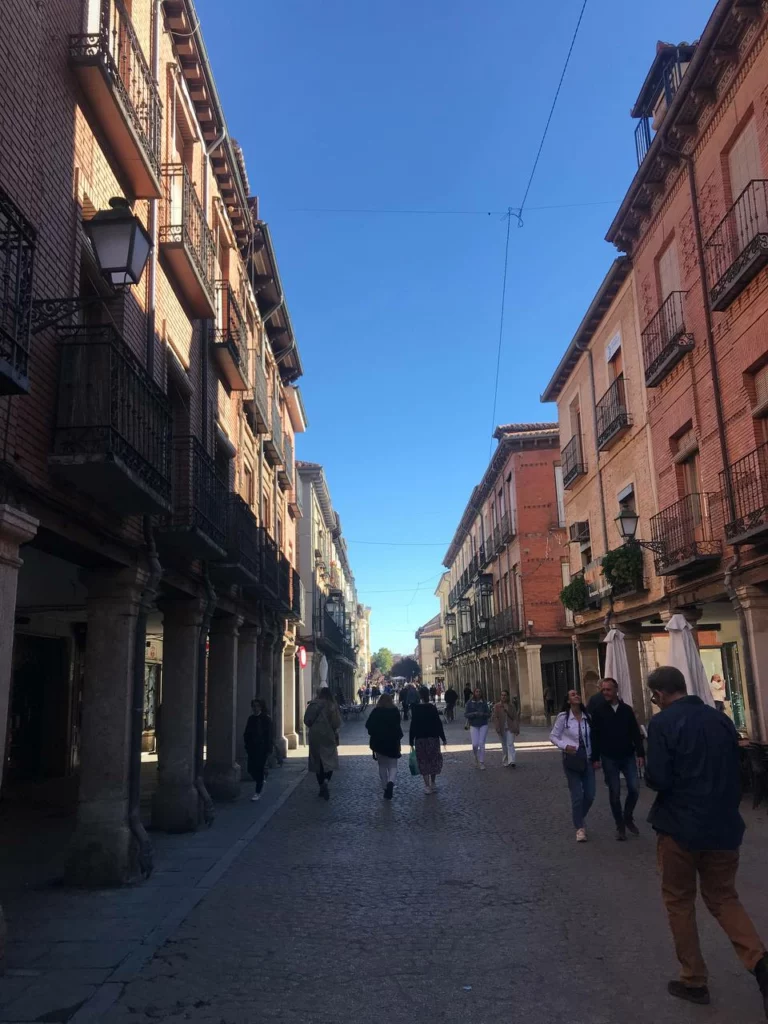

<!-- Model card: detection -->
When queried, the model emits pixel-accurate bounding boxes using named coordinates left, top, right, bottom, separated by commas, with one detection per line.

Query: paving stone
left=34, top=941, right=136, bottom=971
left=0, top=980, right=95, bottom=1022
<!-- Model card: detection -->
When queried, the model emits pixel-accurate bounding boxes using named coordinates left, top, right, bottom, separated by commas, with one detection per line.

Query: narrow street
left=66, top=715, right=768, bottom=1024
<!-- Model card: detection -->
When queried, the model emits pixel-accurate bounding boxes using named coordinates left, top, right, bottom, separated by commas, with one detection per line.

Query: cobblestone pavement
left=9, top=715, right=768, bottom=1024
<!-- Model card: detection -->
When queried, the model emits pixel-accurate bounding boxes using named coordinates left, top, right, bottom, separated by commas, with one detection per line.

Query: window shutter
left=729, top=119, right=762, bottom=201
left=754, top=365, right=768, bottom=413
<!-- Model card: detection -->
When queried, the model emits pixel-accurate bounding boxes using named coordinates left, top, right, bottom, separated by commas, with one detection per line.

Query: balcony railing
left=722, top=442, right=768, bottom=545
left=157, top=435, right=228, bottom=559
left=0, top=189, right=35, bottom=395
left=159, top=164, right=216, bottom=317
left=49, top=324, right=171, bottom=513
left=596, top=376, right=631, bottom=450
left=706, top=180, right=768, bottom=310
left=69, top=0, right=162, bottom=197
left=244, top=356, right=269, bottom=434
left=264, top=399, right=284, bottom=467
left=488, top=605, right=520, bottom=640
left=650, top=493, right=722, bottom=576
left=278, top=437, right=293, bottom=491
left=213, top=282, right=249, bottom=390
left=291, top=567, right=303, bottom=621
left=641, top=291, right=694, bottom=387
left=261, top=529, right=279, bottom=597
left=323, top=609, right=356, bottom=661
left=278, top=553, right=292, bottom=612
left=499, top=510, right=516, bottom=546
left=561, top=435, right=587, bottom=489
left=212, top=494, right=260, bottom=586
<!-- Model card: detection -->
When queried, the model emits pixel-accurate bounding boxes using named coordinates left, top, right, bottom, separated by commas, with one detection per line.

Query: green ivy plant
left=601, top=543, right=644, bottom=593
left=560, top=573, right=589, bottom=612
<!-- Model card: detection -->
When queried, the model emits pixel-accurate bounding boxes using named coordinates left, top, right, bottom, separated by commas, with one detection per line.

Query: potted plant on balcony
left=601, top=543, right=644, bottom=596
left=560, top=573, right=589, bottom=613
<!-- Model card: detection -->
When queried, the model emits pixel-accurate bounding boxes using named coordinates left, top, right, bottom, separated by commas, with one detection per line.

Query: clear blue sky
left=197, top=0, right=711, bottom=654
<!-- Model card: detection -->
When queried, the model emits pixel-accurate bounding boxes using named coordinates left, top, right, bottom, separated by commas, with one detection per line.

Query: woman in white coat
left=549, top=689, right=596, bottom=843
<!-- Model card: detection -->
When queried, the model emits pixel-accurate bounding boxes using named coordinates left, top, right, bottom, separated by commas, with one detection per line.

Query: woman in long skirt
left=409, top=686, right=447, bottom=794
left=304, top=687, right=342, bottom=800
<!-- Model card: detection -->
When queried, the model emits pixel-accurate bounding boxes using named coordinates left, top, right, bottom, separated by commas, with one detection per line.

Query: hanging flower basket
left=560, top=573, right=589, bottom=612
left=601, top=544, right=644, bottom=595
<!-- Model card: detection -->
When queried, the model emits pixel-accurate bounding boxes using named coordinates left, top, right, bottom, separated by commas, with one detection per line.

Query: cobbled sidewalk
left=5, top=715, right=768, bottom=1024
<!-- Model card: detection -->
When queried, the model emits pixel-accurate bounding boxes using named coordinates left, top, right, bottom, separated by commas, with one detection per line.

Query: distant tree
left=391, top=656, right=421, bottom=681
left=371, top=648, right=394, bottom=674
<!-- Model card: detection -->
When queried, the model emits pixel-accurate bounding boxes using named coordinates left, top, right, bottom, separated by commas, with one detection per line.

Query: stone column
left=518, top=643, right=547, bottom=726
left=236, top=624, right=261, bottom=773
left=65, top=567, right=148, bottom=886
left=0, top=505, right=38, bottom=789
left=151, top=598, right=204, bottom=832
left=732, top=585, right=768, bottom=742
left=272, top=632, right=287, bottom=758
left=205, top=614, right=242, bottom=801
left=283, top=640, right=298, bottom=749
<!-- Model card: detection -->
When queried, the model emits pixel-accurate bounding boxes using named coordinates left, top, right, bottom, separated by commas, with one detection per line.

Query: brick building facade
left=0, top=0, right=342, bottom=892
left=440, top=424, right=573, bottom=722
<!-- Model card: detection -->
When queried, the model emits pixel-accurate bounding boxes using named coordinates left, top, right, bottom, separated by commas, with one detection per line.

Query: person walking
left=646, top=666, right=768, bottom=1014
left=444, top=686, right=458, bottom=722
left=463, top=683, right=472, bottom=706
left=243, top=699, right=272, bottom=802
left=709, top=672, right=726, bottom=713
left=493, top=689, right=520, bottom=768
left=409, top=686, right=447, bottom=794
left=365, top=694, right=403, bottom=800
left=543, top=683, right=555, bottom=718
left=465, top=687, right=491, bottom=770
left=304, top=687, right=342, bottom=801
left=549, top=690, right=596, bottom=842
left=590, top=677, right=645, bottom=841
left=403, top=681, right=419, bottom=722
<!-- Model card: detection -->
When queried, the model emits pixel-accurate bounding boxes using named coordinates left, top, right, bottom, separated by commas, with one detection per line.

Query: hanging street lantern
left=476, top=574, right=494, bottom=627
left=458, top=598, right=472, bottom=635
left=615, top=505, right=640, bottom=543
left=445, top=612, right=457, bottom=643
left=84, top=197, right=153, bottom=288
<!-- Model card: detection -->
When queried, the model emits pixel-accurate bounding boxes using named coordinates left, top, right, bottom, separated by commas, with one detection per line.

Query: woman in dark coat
left=365, top=694, right=403, bottom=800
left=409, top=686, right=447, bottom=794
left=243, top=699, right=272, bottom=802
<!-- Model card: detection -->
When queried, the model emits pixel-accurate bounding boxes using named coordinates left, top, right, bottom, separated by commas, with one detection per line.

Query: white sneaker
left=478, top=763, right=487, bottom=771
left=576, top=828, right=587, bottom=842
left=251, top=793, right=261, bottom=802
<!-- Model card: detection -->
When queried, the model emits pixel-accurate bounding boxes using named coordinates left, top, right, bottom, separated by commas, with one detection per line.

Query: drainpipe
left=146, top=0, right=162, bottom=379
left=128, top=518, right=162, bottom=880
left=671, top=146, right=760, bottom=736
left=195, top=566, right=216, bottom=824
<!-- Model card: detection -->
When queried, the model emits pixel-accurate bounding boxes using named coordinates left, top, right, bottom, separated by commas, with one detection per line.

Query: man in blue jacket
left=646, top=665, right=768, bottom=1016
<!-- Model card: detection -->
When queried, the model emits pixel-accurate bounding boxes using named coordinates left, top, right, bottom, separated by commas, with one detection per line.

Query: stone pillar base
left=284, top=731, right=299, bottom=750
left=151, top=782, right=201, bottom=833
left=529, top=714, right=549, bottom=728
left=64, top=822, right=140, bottom=887
left=204, top=762, right=241, bottom=801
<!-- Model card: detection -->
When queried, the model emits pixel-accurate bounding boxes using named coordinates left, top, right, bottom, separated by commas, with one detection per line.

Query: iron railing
left=52, top=324, right=171, bottom=502
left=69, top=0, right=161, bottom=178
left=0, top=189, right=35, bottom=394
left=489, top=605, right=520, bottom=640
left=499, top=510, right=516, bottom=546
left=291, top=567, right=303, bottom=620
left=214, top=281, right=249, bottom=381
left=261, top=529, right=279, bottom=595
left=596, top=376, right=631, bottom=449
left=223, top=493, right=260, bottom=580
left=641, top=291, right=694, bottom=387
left=278, top=553, right=291, bottom=609
left=705, top=180, right=768, bottom=310
left=561, top=435, right=586, bottom=488
left=161, top=435, right=228, bottom=549
left=633, top=55, right=687, bottom=168
left=271, top=399, right=284, bottom=462
left=650, top=493, right=722, bottom=575
left=251, top=356, right=269, bottom=432
left=281, top=436, right=294, bottom=489
left=160, top=164, right=215, bottom=303
left=722, top=442, right=768, bottom=544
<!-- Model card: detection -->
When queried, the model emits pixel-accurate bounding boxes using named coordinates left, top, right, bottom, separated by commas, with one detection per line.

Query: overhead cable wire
left=274, top=199, right=616, bottom=217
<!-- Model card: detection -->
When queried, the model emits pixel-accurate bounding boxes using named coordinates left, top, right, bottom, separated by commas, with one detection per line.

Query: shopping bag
left=408, top=749, right=419, bottom=776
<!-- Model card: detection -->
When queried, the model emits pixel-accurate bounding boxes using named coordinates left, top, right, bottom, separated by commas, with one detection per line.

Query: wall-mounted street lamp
left=32, top=198, right=153, bottom=333
left=445, top=612, right=457, bottom=643
left=614, top=505, right=664, bottom=553
left=458, top=598, right=472, bottom=635
left=475, top=574, right=494, bottom=627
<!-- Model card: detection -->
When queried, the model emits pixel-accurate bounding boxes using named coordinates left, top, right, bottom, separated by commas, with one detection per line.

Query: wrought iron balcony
left=244, top=356, right=270, bottom=435
left=499, top=510, right=516, bottom=547
left=69, top=0, right=162, bottom=198
left=159, top=164, right=216, bottom=317
left=488, top=605, right=520, bottom=640
left=291, top=567, right=303, bottom=622
left=49, top=324, right=171, bottom=513
left=157, top=435, right=228, bottom=559
left=211, top=493, right=260, bottom=586
left=561, top=435, right=587, bottom=489
left=641, top=291, right=694, bottom=387
left=277, top=553, right=292, bottom=613
left=322, top=608, right=356, bottom=661
left=0, top=189, right=35, bottom=395
left=706, top=180, right=768, bottom=311
left=650, top=493, right=722, bottom=576
left=260, top=529, right=279, bottom=597
left=263, top=399, right=284, bottom=468
left=213, top=282, right=249, bottom=391
left=278, top=437, right=293, bottom=491
left=596, top=376, right=631, bottom=450
left=722, top=442, right=768, bottom=545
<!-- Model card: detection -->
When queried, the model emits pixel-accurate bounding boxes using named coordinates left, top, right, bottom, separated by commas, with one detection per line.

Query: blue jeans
left=564, top=763, right=596, bottom=829
left=601, top=755, right=639, bottom=828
